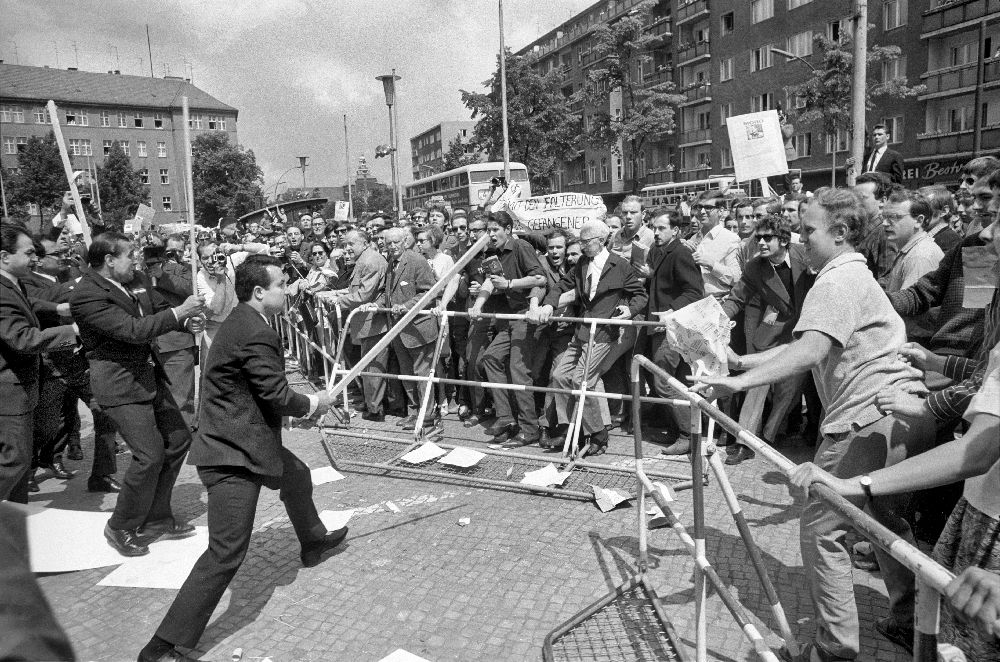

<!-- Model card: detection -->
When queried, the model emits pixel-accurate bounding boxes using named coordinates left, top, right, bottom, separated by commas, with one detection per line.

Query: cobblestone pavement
left=32, top=399, right=913, bottom=662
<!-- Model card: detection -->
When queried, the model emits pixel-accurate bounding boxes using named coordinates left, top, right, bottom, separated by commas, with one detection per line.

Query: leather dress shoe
left=41, top=460, right=75, bottom=480
left=104, top=524, right=149, bottom=557
left=657, top=439, right=691, bottom=456
left=66, top=442, right=84, bottom=461
left=490, top=423, right=518, bottom=444
left=138, top=519, right=197, bottom=544
left=88, top=475, right=122, bottom=493
left=539, top=430, right=565, bottom=450
left=457, top=404, right=472, bottom=420
left=361, top=411, right=385, bottom=422
left=300, top=526, right=349, bottom=567
left=397, top=414, right=416, bottom=428
left=501, top=432, right=539, bottom=449
left=724, top=445, right=756, bottom=466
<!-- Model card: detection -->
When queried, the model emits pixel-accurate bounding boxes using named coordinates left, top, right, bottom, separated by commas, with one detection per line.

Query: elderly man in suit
left=721, top=215, right=815, bottom=464
left=645, top=209, right=705, bottom=455
left=139, top=255, right=345, bottom=662
left=381, top=227, right=440, bottom=431
left=0, top=224, right=77, bottom=503
left=70, top=232, right=204, bottom=557
left=533, top=220, right=647, bottom=455
left=317, top=229, right=389, bottom=421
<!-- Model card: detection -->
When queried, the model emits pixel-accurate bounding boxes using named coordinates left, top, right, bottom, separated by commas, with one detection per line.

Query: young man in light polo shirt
left=695, top=188, right=935, bottom=661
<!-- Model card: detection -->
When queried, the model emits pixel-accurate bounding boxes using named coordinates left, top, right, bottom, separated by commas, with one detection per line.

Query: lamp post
left=376, top=71, right=403, bottom=215
left=273, top=165, right=300, bottom=203
left=297, top=156, right=309, bottom=189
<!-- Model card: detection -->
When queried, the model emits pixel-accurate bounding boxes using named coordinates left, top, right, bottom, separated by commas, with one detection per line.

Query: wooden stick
left=181, top=97, right=198, bottom=290
left=46, top=100, right=92, bottom=244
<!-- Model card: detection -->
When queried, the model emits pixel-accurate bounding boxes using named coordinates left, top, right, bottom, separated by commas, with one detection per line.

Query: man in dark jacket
left=138, top=255, right=345, bottom=662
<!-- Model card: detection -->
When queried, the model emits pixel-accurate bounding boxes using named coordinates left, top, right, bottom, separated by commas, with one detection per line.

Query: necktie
left=129, top=290, right=144, bottom=317
left=867, top=149, right=879, bottom=172
left=586, top=273, right=593, bottom=298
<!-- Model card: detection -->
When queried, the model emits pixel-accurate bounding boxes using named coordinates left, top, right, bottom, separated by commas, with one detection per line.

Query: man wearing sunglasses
left=195, top=240, right=269, bottom=347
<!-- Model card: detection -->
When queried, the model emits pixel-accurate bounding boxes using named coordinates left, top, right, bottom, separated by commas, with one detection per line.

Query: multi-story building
left=409, top=120, right=478, bottom=180
left=0, top=63, right=238, bottom=223
left=516, top=0, right=998, bottom=197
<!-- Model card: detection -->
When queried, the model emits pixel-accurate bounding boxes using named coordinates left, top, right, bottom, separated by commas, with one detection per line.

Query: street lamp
left=297, top=156, right=309, bottom=189
left=770, top=47, right=820, bottom=74
left=376, top=71, right=403, bottom=215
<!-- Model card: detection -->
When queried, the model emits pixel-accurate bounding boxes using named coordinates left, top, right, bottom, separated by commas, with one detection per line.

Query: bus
left=639, top=176, right=749, bottom=211
left=403, top=162, right=531, bottom=211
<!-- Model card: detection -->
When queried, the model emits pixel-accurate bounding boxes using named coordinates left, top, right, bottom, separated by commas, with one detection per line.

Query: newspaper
left=657, top=296, right=732, bottom=377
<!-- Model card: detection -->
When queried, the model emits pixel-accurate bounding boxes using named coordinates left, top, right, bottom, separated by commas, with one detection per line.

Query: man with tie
left=0, top=225, right=78, bottom=502
left=850, top=124, right=905, bottom=185
left=70, top=232, right=204, bottom=557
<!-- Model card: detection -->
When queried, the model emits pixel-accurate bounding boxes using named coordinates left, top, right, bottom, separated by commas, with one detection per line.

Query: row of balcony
left=679, top=127, right=712, bottom=145
left=677, top=0, right=709, bottom=26
left=922, top=0, right=1000, bottom=35
left=679, top=83, right=712, bottom=106
left=921, top=57, right=1000, bottom=97
left=917, top=125, right=1000, bottom=155
left=677, top=41, right=711, bottom=65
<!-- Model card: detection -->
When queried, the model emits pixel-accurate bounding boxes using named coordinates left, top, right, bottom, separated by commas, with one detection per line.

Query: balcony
left=986, top=57, right=1000, bottom=85
left=645, top=17, right=673, bottom=44
left=677, top=41, right=711, bottom=66
left=920, top=62, right=979, bottom=98
left=678, top=83, right=712, bottom=106
left=640, top=67, right=674, bottom=89
left=677, top=0, right=709, bottom=26
left=984, top=125, right=1000, bottom=149
left=917, top=129, right=976, bottom=155
left=679, top=128, right=712, bottom=145
left=921, top=0, right=1000, bottom=37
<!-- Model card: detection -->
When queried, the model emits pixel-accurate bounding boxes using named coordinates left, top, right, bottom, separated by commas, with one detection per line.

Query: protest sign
left=334, top=200, right=350, bottom=221
left=502, top=192, right=607, bottom=232
left=133, top=203, right=155, bottom=229
left=489, top=180, right=523, bottom=213
left=726, top=110, right=789, bottom=182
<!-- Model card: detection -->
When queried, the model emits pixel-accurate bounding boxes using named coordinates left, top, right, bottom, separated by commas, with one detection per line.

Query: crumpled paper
left=657, top=296, right=732, bottom=377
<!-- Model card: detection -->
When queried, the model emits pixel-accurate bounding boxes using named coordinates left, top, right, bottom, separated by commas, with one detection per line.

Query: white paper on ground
left=521, top=463, right=572, bottom=487
left=437, top=447, right=485, bottom=468
left=591, top=485, right=631, bottom=513
left=98, top=526, right=210, bottom=588
left=647, top=482, right=677, bottom=527
left=378, top=649, right=433, bottom=662
left=310, top=466, right=345, bottom=485
left=27, top=508, right=125, bottom=573
left=319, top=509, right=354, bottom=532
left=400, top=441, right=447, bottom=464
left=385, top=501, right=401, bottom=513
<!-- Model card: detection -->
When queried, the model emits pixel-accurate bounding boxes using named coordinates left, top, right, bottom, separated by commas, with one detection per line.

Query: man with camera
left=195, top=240, right=269, bottom=348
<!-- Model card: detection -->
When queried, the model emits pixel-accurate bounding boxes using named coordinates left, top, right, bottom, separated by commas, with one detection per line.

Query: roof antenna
left=146, top=24, right=155, bottom=77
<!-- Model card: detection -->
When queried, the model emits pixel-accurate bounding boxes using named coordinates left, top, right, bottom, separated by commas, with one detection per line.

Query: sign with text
left=133, top=203, right=155, bottom=229
left=504, top=192, right=607, bottom=232
left=726, top=110, right=789, bottom=182
left=334, top=200, right=350, bottom=221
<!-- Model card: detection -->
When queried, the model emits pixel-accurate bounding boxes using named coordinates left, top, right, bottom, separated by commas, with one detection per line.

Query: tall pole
left=343, top=114, right=353, bottom=218
left=146, top=25, right=154, bottom=78
left=47, top=100, right=91, bottom=244
left=0, top=165, right=9, bottom=220
left=181, top=97, right=198, bottom=280
left=848, top=0, right=868, bottom=187
left=499, top=0, right=511, bottom=183
left=391, top=70, right=403, bottom=215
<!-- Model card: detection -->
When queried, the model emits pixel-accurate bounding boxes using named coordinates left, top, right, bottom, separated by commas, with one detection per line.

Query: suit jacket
left=186, top=303, right=310, bottom=476
left=339, top=246, right=388, bottom=340
left=861, top=147, right=904, bottom=184
left=543, top=250, right=647, bottom=344
left=381, top=249, right=439, bottom=348
left=69, top=270, right=180, bottom=407
left=721, top=245, right=814, bottom=352
left=153, top=261, right=197, bottom=353
left=0, top=275, right=77, bottom=415
left=645, top=238, right=704, bottom=318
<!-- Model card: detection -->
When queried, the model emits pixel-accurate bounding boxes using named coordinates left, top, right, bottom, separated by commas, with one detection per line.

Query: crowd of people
left=1, top=150, right=999, bottom=660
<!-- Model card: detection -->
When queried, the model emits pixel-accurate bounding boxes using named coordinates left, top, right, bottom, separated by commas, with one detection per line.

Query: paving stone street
left=32, top=402, right=912, bottom=662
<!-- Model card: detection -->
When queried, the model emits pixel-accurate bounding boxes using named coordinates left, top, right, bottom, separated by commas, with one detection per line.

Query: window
left=721, top=147, right=733, bottom=168
left=787, top=31, right=813, bottom=57
left=883, top=0, right=907, bottom=31
left=793, top=132, right=812, bottom=158
left=639, top=151, right=647, bottom=175
left=949, top=106, right=973, bottom=132
left=721, top=12, right=735, bottom=35
left=154, top=113, right=164, bottom=129
left=2, top=137, right=15, bottom=154
left=162, top=196, right=172, bottom=211
left=133, top=112, right=143, bottom=128
left=159, top=168, right=169, bottom=185
left=788, top=0, right=813, bottom=8
left=15, top=137, right=27, bottom=153
left=752, top=45, right=773, bottom=72
left=881, top=56, right=906, bottom=81
left=697, top=111, right=711, bottom=130
left=68, top=138, right=92, bottom=156
left=101, top=110, right=110, bottom=127
left=616, top=156, right=623, bottom=181
left=1, top=105, right=25, bottom=122
left=720, top=57, right=734, bottom=82
left=882, top=116, right=903, bottom=143
left=826, top=127, right=849, bottom=153
left=157, top=142, right=167, bottom=157
left=600, top=157, right=609, bottom=183
left=188, top=114, right=203, bottom=129
left=208, top=115, right=220, bottom=130
left=720, top=103, right=734, bottom=126
left=118, top=112, right=127, bottom=128
left=65, top=109, right=88, bottom=126
left=138, top=169, right=149, bottom=184
left=119, top=140, right=130, bottom=156
left=137, top=141, right=147, bottom=157
left=751, top=0, right=774, bottom=24
left=950, top=43, right=975, bottom=67
left=103, top=140, right=113, bottom=155
left=33, top=108, right=49, bottom=124
left=751, top=93, right=774, bottom=112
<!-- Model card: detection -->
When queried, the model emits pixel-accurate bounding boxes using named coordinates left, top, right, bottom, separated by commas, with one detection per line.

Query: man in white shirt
left=51, top=192, right=83, bottom=239
left=195, top=241, right=269, bottom=346
left=691, top=201, right=742, bottom=299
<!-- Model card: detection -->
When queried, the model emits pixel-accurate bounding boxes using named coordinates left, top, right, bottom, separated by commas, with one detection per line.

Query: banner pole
left=47, top=100, right=92, bottom=244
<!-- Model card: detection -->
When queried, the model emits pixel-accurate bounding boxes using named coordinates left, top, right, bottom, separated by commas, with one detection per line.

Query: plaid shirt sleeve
left=926, top=360, right=987, bottom=422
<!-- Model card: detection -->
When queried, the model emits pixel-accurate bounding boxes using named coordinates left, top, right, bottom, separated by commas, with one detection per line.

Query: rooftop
left=0, top=63, right=237, bottom=114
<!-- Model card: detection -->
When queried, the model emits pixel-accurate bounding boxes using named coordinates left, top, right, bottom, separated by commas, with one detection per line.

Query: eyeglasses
left=336, top=228, right=349, bottom=234
left=453, top=225, right=467, bottom=232
left=755, top=234, right=778, bottom=242
left=881, top=213, right=907, bottom=224
left=962, top=177, right=976, bottom=187
left=581, top=236, right=603, bottom=244
left=470, top=227, right=487, bottom=234
left=311, top=251, right=327, bottom=256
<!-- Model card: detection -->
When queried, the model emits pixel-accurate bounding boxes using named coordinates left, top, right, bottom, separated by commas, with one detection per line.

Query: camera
left=165, top=248, right=183, bottom=263
left=209, top=253, right=228, bottom=266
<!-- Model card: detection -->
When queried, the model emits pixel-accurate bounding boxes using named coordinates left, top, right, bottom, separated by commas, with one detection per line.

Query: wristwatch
left=858, top=475, right=873, bottom=505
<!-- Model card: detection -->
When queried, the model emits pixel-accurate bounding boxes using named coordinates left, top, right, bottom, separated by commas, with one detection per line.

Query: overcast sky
left=3, top=0, right=588, bottom=195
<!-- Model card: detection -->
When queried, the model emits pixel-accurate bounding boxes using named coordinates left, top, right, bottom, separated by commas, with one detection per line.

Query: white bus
left=404, top=162, right=531, bottom=211
left=639, top=176, right=749, bottom=211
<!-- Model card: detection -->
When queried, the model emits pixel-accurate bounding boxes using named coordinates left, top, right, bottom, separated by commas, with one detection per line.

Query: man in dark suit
left=70, top=232, right=204, bottom=557
left=380, top=227, right=440, bottom=431
left=721, top=215, right=814, bottom=464
left=850, top=123, right=905, bottom=185
left=645, top=209, right=705, bottom=455
left=139, top=255, right=346, bottom=662
left=0, top=225, right=78, bottom=503
left=534, top=220, right=647, bottom=454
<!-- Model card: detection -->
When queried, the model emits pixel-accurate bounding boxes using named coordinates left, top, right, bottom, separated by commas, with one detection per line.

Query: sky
left=3, top=0, right=589, bottom=197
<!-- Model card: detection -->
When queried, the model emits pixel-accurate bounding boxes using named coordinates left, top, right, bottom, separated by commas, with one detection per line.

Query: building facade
left=516, top=0, right=999, bottom=197
left=0, top=63, right=238, bottom=224
left=409, top=120, right=478, bottom=180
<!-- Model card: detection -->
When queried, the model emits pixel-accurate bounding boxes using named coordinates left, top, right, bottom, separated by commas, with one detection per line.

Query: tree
left=461, top=50, right=582, bottom=194
left=192, top=133, right=265, bottom=226
left=355, top=182, right=394, bottom=215
left=97, top=141, right=148, bottom=225
left=442, top=137, right=479, bottom=171
left=577, top=0, right=684, bottom=192
left=784, top=33, right=925, bottom=181
left=5, top=133, right=65, bottom=225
